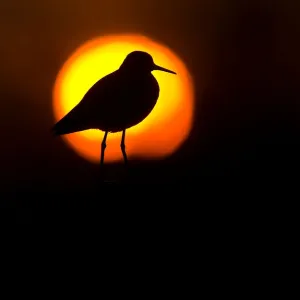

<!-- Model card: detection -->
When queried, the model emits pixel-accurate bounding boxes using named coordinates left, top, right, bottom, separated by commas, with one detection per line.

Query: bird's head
left=120, top=51, right=176, bottom=75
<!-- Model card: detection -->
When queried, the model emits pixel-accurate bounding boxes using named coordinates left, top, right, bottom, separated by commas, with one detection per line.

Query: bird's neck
left=119, top=67, right=150, bottom=77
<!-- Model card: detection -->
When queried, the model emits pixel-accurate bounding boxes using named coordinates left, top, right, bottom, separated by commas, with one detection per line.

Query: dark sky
left=1, top=0, right=300, bottom=206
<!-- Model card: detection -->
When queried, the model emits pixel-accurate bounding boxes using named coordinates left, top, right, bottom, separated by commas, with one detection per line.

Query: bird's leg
left=121, top=130, right=128, bottom=165
left=100, top=131, right=108, bottom=167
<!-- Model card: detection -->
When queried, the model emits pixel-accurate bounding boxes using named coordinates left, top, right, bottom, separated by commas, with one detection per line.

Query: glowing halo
left=53, top=34, right=194, bottom=163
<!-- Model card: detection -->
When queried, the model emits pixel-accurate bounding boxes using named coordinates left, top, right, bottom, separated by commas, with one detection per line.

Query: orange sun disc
left=53, top=34, right=195, bottom=163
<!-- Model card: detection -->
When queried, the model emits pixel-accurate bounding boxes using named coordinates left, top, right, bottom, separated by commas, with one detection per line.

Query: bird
left=52, top=50, right=176, bottom=166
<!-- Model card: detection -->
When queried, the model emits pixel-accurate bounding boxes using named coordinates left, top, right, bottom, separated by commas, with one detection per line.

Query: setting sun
left=53, top=34, right=194, bottom=163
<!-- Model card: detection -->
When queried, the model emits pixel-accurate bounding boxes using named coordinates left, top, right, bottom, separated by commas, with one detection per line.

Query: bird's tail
left=51, top=119, right=72, bottom=136
left=51, top=123, right=64, bottom=136
left=51, top=123, right=73, bottom=136
left=51, top=118, right=88, bottom=136
left=52, top=104, right=88, bottom=135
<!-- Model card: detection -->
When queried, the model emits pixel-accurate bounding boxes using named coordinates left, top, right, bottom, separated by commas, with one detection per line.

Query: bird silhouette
left=52, top=51, right=176, bottom=166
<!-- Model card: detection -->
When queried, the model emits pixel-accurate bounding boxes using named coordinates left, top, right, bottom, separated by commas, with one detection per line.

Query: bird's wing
left=52, top=72, right=121, bottom=135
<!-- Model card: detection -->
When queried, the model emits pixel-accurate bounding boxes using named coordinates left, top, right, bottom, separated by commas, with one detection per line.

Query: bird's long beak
left=153, top=64, right=176, bottom=74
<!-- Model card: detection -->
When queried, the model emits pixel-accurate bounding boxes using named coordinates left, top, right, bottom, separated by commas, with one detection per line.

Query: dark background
left=1, top=0, right=299, bottom=213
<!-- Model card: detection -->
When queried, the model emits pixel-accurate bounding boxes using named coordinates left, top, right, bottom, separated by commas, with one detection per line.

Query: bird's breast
left=120, top=74, right=159, bottom=113
left=108, top=74, right=159, bottom=131
left=128, top=74, right=159, bottom=102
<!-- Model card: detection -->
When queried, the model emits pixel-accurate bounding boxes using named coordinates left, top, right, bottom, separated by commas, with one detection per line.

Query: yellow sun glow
left=53, top=34, right=194, bottom=163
